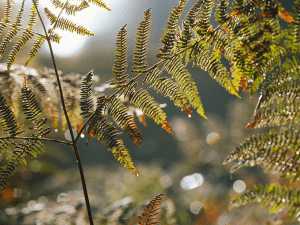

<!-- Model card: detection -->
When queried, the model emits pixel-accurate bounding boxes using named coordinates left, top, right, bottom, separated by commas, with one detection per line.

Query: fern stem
left=0, top=136, right=72, bottom=146
left=32, top=1, right=94, bottom=224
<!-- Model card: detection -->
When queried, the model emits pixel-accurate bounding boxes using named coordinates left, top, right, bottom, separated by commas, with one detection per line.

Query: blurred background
left=0, top=0, right=297, bottom=224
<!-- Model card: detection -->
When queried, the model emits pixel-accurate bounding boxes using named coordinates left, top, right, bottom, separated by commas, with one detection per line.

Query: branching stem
left=32, top=1, right=94, bottom=224
left=0, top=136, right=72, bottom=146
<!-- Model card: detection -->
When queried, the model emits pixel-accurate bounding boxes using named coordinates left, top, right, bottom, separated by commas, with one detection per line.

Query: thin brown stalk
left=32, top=1, right=94, bottom=224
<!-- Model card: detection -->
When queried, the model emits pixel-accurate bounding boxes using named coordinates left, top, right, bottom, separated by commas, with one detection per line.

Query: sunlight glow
left=180, top=173, right=204, bottom=190
left=38, top=0, right=126, bottom=57
left=233, top=180, right=246, bottom=193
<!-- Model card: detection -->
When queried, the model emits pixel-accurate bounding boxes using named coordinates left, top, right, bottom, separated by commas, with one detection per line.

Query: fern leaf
left=25, top=34, right=46, bottom=66
left=111, top=24, right=129, bottom=88
left=80, top=70, right=94, bottom=119
left=109, top=96, right=143, bottom=147
left=156, top=0, right=188, bottom=59
left=143, top=67, right=191, bottom=116
left=0, top=0, right=25, bottom=58
left=0, top=0, right=12, bottom=36
left=223, top=126, right=300, bottom=182
left=136, top=193, right=164, bottom=225
left=0, top=92, right=25, bottom=137
left=87, top=0, right=111, bottom=11
left=21, top=76, right=52, bottom=137
left=215, top=0, right=230, bottom=24
left=88, top=113, right=139, bottom=175
left=0, top=140, right=44, bottom=192
left=54, top=17, right=94, bottom=36
left=195, top=0, right=215, bottom=35
left=230, top=184, right=300, bottom=222
left=129, top=88, right=172, bottom=134
left=131, top=9, right=151, bottom=74
left=51, top=0, right=89, bottom=16
left=7, top=29, right=34, bottom=71
left=163, top=56, right=207, bottom=118
left=44, top=8, right=57, bottom=25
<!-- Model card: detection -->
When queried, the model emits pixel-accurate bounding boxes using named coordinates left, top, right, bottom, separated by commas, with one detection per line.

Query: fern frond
left=0, top=92, right=25, bottom=137
left=25, top=34, right=46, bottom=66
left=0, top=140, right=44, bottom=191
left=109, top=96, right=143, bottom=147
left=54, top=17, right=94, bottom=36
left=0, top=0, right=25, bottom=58
left=21, top=76, right=52, bottom=137
left=135, top=193, right=164, bottom=225
left=246, top=101, right=300, bottom=129
left=195, top=0, right=215, bottom=35
left=163, top=56, right=206, bottom=118
left=285, top=1, right=300, bottom=53
left=88, top=114, right=139, bottom=175
left=230, top=184, right=300, bottom=222
left=80, top=70, right=94, bottom=119
left=87, top=0, right=111, bottom=11
left=0, top=0, right=12, bottom=36
left=129, top=88, right=172, bottom=134
left=51, top=0, right=89, bottom=16
left=7, top=30, right=34, bottom=71
left=131, top=9, right=151, bottom=74
left=44, top=8, right=57, bottom=25
left=48, top=31, right=61, bottom=44
left=143, top=67, right=191, bottom=116
left=156, top=0, right=188, bottom=59
left=223, top=126, right=300, bottom=181
left=215, top=0, right=230, bottom=24
left=111, top=24, right=128, bottom=88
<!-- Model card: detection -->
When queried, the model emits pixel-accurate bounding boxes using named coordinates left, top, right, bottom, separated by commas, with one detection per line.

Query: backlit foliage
left=135, top=193, right=164, bottom=225
left=223, top=0, right=300, bottom=222
left=1, top=0, right=300, bottom=223
left=0, top=0, right=110, bottom=71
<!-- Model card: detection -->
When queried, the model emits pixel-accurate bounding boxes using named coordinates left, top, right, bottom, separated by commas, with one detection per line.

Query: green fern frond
left=129, top=88, right=173, bottom=134
left=230, top=184, right=300, bottom=222
left=109, top=96, right=143, bottom=147
left=87, top=0, right=111, bottom=11
left=0, top=0, right=25, bottom=58
left=88, top=115, right=139, bottom=175
left=246, top=101, right=300, bottom=129
left=131, top=9, right=152, bottom=74
left=163, top=56, right=207, bottom=118
left=0, top=92, right=25, bottom=137
left=21, top=76, right=52, bottom=137
left=223, top=126, right=300, bottom=180
left=0, top=0, right=12, bottom=36
left=194, top=0, right=215, bottom=35
left=111, top=24, right=129, bottom=88
left=25, top=34, right=46, bottom=66
left=48, top=31, right=61, bottom=43
left=53, top=17, right=94, bottom=36
left=51, top=0, right=89, bottom=16
left=80, top=70, right=94, bottom=119
left=257, top=57, right=300, bottom=111
left=215, top=0, right=230, bottom=24
left=0, top=139, right=11, bottom=156
left=0, top=140, right=44, bottom=192
left=143, top=67, right=190, bottom=116
left=44, top=8, right=57, bottom=25
left=135, top=193, right=164, bottom=225
left=7, top=30, right=34, bottom=71
left=285, top=1, right=300, bottom=53
left=156, top=0, right=188, bottom=59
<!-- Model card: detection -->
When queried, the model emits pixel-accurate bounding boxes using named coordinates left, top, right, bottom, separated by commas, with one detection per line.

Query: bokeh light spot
left=190, top=201, right=203, bottom=214
left=233, top=180, right=246, bottom=193
left=206, top=132, right=221, bottom=145
left=159, top=175, right=173, bottom=189
left=180, top=173, right=204, bottom=190
left=64, top=128, right=78, bottom=141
